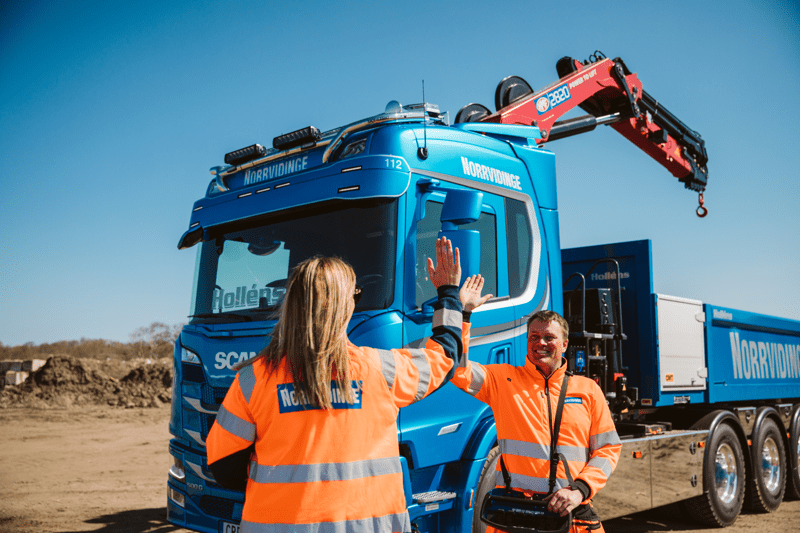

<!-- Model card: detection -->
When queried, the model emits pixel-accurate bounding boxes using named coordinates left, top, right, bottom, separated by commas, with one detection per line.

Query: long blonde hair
left=245, top=256, right=356, bottom=409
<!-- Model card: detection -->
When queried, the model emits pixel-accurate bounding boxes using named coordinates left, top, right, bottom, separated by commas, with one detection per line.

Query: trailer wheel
left=787, top=406, right=800, bottom=501
left=684, top=423, right=745, bottom=527
left=472, top=446, right=500, bottom=533
left=748, top=418, right=787, bottom=511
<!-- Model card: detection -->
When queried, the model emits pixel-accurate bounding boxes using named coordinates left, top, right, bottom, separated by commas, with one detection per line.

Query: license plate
left=222, top=522, right=240, bottom=533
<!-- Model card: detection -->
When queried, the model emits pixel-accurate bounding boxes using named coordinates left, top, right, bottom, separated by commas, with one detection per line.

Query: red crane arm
left=474, top=54, right=708, bottom=194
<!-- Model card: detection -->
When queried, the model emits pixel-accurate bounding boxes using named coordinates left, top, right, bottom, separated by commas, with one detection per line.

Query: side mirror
left=439, top=189, right=482, bottom=284
left=177, top=226, right=203, bottom=250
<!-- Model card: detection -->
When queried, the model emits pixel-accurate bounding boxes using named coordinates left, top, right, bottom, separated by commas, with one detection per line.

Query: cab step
left=412, top=491, right=457, bottom=504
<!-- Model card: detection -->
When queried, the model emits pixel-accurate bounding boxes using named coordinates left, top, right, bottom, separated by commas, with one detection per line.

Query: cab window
left=506, top=198, right=532, bottom=298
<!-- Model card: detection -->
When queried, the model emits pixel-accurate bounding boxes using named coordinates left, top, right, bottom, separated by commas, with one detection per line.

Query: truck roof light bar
left=224, top=144, right=267, bottom=166
left=273, top=126, right=321, bottom=151
left=211, top=102, right=447, bottom=192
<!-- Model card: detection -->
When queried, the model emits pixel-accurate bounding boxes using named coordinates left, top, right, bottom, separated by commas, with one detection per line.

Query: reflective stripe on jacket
left=207, top=286, right=463, bottom=533
left=451, top=357, right=621, bottom=501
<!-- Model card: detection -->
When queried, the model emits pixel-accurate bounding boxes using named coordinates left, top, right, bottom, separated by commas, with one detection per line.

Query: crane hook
left=696, top=193, right=708, bottom=218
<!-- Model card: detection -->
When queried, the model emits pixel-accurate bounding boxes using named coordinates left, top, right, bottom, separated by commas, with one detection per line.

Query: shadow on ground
left=603, top=503, right=707, bottom=532
left=63, top=507, right=187, bottom=533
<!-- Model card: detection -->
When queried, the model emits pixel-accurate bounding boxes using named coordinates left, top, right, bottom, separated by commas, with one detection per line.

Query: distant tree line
left=0, top=322, right=184, bottom=361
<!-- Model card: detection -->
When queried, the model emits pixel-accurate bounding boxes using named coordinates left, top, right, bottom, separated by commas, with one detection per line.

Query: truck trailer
left=167, top=52, right=800, bottom=532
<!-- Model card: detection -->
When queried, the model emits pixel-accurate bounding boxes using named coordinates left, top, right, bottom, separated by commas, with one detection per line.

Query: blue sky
left=1, top=0, right=798, bottom=346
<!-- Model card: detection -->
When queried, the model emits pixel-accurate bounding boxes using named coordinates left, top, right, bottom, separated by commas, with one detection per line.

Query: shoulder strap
left=499, top=454, right=513, bottom=493
left=548, top=372, right=572, bottom=493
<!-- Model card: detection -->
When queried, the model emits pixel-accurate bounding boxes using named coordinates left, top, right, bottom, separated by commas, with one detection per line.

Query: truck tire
left=684, top=423, right=745, bottom=527
left=472, top=446, right=500, bottom=533
left=787, top=405, right=800, bottom=501
left=748, top=418, right=787, bottom=511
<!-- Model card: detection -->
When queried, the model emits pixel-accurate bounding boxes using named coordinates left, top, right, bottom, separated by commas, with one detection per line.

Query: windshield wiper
left=189, top=312, right=254, bottom=322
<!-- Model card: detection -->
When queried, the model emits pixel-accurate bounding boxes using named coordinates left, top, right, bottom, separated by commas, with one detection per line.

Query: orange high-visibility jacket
left=452, top=357, right=621, bottom=501
left=207, top=286, right=466, bottom=533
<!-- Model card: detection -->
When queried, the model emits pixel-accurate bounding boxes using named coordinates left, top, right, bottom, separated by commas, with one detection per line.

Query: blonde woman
left=207, top=237, right=489, bottom=532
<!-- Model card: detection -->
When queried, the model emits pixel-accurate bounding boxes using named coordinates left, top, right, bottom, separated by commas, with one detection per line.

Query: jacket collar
left=523, top=356, right=569, bottom=382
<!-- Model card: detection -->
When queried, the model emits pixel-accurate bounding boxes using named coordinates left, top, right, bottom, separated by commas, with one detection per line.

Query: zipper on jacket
left=544, top=375, right=554, bottom=443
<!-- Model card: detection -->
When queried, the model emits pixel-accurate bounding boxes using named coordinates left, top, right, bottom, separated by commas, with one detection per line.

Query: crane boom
left=458, top=52, right=709, bottom=194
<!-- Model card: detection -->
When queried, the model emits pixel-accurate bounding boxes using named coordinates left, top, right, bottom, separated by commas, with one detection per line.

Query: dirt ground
left=0, top=407, right=798, bottom=533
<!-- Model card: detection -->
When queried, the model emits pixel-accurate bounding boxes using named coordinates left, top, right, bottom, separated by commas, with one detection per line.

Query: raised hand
left=459, top=274, right=493, bottom=312
left=426, top=237, right=461, bottom=289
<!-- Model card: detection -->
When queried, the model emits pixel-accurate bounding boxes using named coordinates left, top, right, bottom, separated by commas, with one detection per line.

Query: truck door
left=397, top=187, right=512, bottom=467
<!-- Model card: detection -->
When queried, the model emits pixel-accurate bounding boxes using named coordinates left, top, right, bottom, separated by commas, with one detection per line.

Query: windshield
left=189, top=199, right=397, bottom=322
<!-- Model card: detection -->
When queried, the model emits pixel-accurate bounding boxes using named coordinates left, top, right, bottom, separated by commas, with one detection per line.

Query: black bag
left=480, top=372, right=573, bottom=533
left=480, top=488, right=571, bottom=533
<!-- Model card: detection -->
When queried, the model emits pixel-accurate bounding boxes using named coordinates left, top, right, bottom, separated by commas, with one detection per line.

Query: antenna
left=418, top=79, right=428, bottom=160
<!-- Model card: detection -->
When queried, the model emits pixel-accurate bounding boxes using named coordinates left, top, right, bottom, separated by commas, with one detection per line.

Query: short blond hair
left=527, top=310, right=569, bottom=338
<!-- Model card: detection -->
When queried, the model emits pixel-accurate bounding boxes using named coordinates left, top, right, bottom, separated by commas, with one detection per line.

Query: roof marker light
left=190, top=222, right=200, bottom=228
left=275, top=182, right=290, bottom=189
left=256, top=187, right=270, bottom=194
left=341, top=166, right=362, bottom=173
left=193, top=206, right=203, bottom=212
left=338, top=185, right=360, bottom=193
left=238, top=192, right=252, bottom=198
left=273, top=126, right=321, bottom=151
left=225, top=144, right=267, bottom=166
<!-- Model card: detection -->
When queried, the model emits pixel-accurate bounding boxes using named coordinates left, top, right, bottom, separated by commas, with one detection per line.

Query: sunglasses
left=353, top=285, right=363, bottom=305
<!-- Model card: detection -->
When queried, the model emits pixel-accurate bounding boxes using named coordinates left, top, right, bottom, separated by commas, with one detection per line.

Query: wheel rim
left=796, top=432, right=799, bottom=465
left=714, top=443, right=739, bottom=504
left=761, top=437, right=781, bottom=492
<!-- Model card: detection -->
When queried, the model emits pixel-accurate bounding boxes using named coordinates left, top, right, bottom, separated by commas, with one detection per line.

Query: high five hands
left=460, top=274, right=492, bottom=312
left=427, top=237, right=461, bottom=288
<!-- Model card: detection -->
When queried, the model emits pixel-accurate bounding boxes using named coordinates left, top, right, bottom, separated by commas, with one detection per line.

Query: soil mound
left=31, top=355, right=114, bottom=387
left=1, top=355, right=172, bottom=409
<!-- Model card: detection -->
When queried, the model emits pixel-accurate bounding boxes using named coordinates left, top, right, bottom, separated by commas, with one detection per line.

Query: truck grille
left=201, top=384, right=227, bottom=406
left=198, top=495, right=235, bottom=519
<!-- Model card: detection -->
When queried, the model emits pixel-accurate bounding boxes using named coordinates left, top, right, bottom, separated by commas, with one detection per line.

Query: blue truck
left=167, top=54, right=800, bottom=532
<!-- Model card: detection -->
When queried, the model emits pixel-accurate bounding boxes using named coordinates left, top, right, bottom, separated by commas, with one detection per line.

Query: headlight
left=168, top=486, right=185, bottom=507
left=181, top=347, right=200, bottom=364
left=169, top=456, right=186, bottom=482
